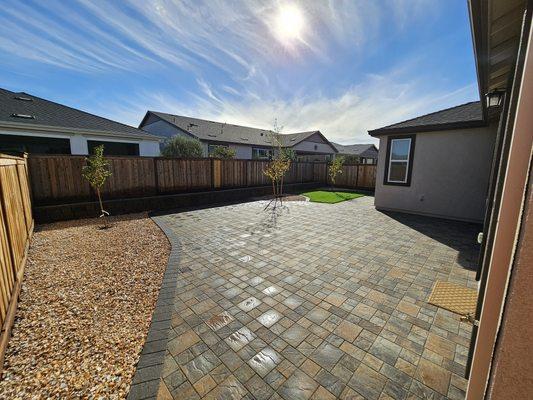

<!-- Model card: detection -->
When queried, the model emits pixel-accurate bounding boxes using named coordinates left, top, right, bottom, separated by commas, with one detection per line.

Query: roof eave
left=368, top=120, right=487, bottom=137
left=0, top=121, right=162, bottom=141
left=468, top=0, right=490, bottom=122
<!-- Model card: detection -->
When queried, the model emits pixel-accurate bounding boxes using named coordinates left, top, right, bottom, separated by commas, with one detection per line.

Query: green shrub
left=210, top=145, right=236, bottom=159
left=162, top=136, right=204, bottom=158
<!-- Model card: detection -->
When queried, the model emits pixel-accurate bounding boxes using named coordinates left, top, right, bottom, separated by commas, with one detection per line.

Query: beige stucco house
left=368, top=101, right=497, bottom=222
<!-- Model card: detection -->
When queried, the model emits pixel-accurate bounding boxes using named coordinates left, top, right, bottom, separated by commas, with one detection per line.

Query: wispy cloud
left=1, top=0, right=477, bottom=145
left=94, top=69, right=477, bottom=145
left=0, top=1, right=437, bottom=81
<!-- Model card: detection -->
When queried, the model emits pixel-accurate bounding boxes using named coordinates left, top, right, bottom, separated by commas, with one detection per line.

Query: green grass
left=301, top=190, right=365, bottom=204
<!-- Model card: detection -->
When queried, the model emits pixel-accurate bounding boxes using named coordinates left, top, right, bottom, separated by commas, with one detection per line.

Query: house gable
left=140, top=112, right=197, bottom=140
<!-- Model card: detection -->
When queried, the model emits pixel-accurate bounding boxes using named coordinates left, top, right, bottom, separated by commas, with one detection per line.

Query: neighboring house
left=0, top=88, right=160, bottom=156
left=368, top=101, right=497, bottom=222
left=139, top=112, right=338, bottom=161
left=331, top=143, right=378, bottom=164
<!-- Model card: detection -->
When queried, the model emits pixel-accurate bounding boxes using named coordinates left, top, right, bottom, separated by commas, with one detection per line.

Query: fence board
left=219, top=159, right=247, bottom=188
left=246, top=161, right=270, bottom=187
left=0, top=154, right=33, bottom=371
left=357, top=165, right=377, bottom=188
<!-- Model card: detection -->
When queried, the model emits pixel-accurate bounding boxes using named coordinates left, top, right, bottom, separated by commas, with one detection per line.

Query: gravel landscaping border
left=127, top=215, right=181, bottom=400
left=0, top=213, right=171, bottom=399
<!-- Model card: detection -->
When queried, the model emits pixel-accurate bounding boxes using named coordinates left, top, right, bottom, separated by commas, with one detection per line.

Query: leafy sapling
left=329, top=156, right=345, bottom=185
left=82, top=145, right=112, bottom=227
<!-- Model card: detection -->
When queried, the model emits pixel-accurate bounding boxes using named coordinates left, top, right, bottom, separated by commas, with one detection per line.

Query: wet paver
left=154, top=197, right=479, bottom=399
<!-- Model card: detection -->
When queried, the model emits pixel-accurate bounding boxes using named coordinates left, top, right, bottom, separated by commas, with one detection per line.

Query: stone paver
left=144, top=197, right=479, bottom=399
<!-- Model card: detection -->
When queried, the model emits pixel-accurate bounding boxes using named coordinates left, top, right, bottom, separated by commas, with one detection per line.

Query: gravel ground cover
left=0, top=213, right=170, bottom=399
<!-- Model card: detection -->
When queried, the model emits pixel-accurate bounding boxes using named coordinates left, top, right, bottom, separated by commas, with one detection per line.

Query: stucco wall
left=374, top=125, right=497, bottom=222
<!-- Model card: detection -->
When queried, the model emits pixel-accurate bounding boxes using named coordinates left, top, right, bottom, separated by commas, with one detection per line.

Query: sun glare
left=274, top=4, right=305, bottom=45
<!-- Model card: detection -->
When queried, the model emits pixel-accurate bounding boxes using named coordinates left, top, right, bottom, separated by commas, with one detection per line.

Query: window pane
left=252, top=148, right=271, bottom=159
left=389, top=161, right=407, bottom=182
left=391, top=139, right=410, bottom=160
left=0, top=134, right=71, bottom=154
left=88, top=140, right=139, bottom=156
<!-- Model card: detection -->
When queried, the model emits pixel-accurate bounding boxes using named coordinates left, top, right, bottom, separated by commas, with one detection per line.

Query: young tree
left=329, top=156, right=345, bottom=185
left=263, top=120, right=291, bottom=209
left=162, top=136, right=203, bottom=158
left=210, top=145, right=236, bottom=159
left=82, top=145, right=112, bottom=226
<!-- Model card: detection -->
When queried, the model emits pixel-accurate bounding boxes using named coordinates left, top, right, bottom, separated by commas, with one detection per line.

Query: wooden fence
left=328, top=164, right=377, bottom=189
left=28, top=155, right=376, bottom=206
left=0, top=154, right=33, bottom=369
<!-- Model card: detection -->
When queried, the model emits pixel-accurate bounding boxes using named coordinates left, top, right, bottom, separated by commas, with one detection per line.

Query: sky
left=0, top=0, right=479, bottom=145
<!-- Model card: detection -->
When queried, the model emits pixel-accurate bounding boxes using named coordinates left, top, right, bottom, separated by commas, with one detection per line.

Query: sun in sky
left=272, top=4, right=306, bottom=47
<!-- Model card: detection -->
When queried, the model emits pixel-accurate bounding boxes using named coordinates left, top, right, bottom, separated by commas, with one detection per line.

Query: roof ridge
left=150, top=111, right=320, bottom=136
left=151, top=111, right=276, bottom=133
left=371, top=100, right=481, bottom=131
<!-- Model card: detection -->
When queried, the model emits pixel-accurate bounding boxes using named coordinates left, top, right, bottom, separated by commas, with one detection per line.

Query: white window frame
left=387, top=138, right=411, bottom=184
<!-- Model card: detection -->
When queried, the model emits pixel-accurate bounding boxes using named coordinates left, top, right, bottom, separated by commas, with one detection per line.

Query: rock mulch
left=0, top=213, right=170, bottom=399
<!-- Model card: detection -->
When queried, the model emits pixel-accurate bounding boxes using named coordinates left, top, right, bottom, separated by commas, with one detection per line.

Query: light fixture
left=486, top=88, right=505, bottom=108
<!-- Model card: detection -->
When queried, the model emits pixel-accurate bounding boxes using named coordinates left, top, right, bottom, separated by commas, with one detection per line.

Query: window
left=0, top=134, right=70, bottom=154
left=384, top=135, right=415, bottom=185
left=87, top=140, right=139, bottom=156
left=252, top=148, right=272, bottom=160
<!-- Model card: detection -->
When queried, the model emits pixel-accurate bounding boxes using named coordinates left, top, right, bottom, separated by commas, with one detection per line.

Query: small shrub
left=210, top=145, right=236, bottom=159
left=162, top=136, right=204, bottom=158
left=343, top=155, right=360, bottom=164
left=281, top=148, right=296, bottom=161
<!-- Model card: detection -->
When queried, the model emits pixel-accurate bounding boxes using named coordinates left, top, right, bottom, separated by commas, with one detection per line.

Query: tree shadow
left=245, top=203, right=290, bottom=236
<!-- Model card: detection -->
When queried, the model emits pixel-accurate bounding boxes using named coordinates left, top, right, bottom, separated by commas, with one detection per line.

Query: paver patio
left=134, top=197, right=479, bottom=400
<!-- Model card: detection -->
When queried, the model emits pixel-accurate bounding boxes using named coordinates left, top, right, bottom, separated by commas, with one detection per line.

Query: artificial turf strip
left=301, top=190, right=365, bottom=204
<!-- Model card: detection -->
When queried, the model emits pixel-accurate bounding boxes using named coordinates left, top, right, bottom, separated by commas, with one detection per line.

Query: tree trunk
left=96, top=188, right=110, bottom=228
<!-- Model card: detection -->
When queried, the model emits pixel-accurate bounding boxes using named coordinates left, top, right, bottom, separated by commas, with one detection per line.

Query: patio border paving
left=127, top=215, right=181, bottom=400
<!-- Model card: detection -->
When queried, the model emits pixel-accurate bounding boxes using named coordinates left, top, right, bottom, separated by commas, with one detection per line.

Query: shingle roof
left=143, top=112, right=325, bottom=148
left=0, top=88, right=159, bottom=140
left=331, top=143, right=378, bottom=158
left=368, top=101, right=485, bottom=136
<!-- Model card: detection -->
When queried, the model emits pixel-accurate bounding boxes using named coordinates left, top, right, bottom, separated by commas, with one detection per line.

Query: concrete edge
left=126, top=215, right=181, bottom=400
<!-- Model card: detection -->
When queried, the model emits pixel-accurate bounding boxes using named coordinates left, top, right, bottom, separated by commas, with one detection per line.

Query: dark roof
left=331, top=143, right=378, bottom=158
left=368, top=101, right=485, bottom=136
left=142, top=112, right=331, bottom=148
left=0, top=88, right=159, bottom=140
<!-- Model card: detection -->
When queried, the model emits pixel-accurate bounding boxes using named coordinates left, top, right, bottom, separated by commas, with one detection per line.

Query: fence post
left=153, top=158, right=159, bottom=195
left=212, top=159, right=222, bottom=189
left=355, top=164, right=360, bottom=188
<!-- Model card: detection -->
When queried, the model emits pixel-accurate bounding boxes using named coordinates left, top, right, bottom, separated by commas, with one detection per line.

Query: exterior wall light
left=486, top=89, right=505, bottom=108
